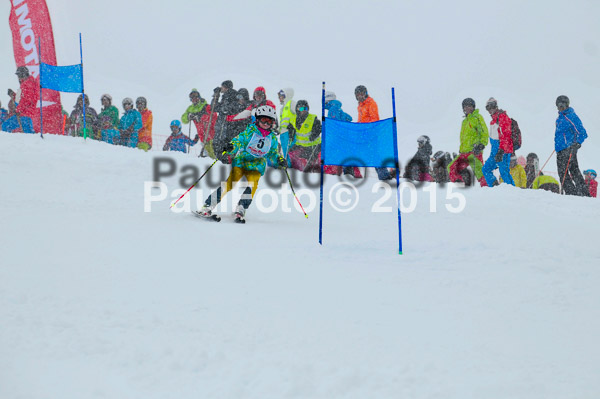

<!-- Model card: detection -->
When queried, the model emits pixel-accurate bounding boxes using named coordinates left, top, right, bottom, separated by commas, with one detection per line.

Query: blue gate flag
left=322, top=117, right=396, bottom=167
left=40, top=63, right=83, bottom=93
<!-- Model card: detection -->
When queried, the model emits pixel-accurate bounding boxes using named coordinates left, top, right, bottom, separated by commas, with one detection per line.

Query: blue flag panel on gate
left=322, top=117, right=396, bottom=167
left=40, top=63, right=83, bottom=93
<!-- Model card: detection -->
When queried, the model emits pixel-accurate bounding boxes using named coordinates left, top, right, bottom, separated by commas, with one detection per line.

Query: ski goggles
left=297, top=106, right=308, bottom=112
left=257, top=117, right=274, bottom=125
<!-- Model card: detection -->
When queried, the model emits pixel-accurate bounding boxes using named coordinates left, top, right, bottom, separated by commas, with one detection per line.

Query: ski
left=192, top=211, right=221, bottom=222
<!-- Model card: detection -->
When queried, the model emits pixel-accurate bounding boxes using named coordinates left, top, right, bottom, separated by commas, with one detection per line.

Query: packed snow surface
left=1, top=133, right=599, bottom=398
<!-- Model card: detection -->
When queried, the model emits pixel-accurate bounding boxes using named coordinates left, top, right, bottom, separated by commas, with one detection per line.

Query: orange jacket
left=138, top=109, right=153, bottom=145
left=357, top=96, right=379, bottom=123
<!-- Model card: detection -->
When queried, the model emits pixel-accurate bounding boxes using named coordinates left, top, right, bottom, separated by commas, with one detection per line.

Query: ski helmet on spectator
left=101, top=94, right=112, bottom=102
left=170, top=120, right=181, bottom=128
left=485, top=97, right=498, bottom=110
left=583, top=169, right=597, bottom=178
left=432, top=151, right=444, bottom=161
left=254, top=105, right=277, bottom=121
left=324, top=91, right=336, bottom=103
left=237, top=88, right=250, bottom=102
left=417, top=135, right=430, bottom=146
left=136, top=97, right=147, bottom=107
left=462, top=98, right=476, bottom=108
left=122, top=97, right=133, bottom=106
left=354, top=85, right=368, bottom=95
left=556, top=95, right=570, bottom=107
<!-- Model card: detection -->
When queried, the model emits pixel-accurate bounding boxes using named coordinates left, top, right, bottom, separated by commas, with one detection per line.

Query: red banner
left=9, top=0, right=63, bottom=134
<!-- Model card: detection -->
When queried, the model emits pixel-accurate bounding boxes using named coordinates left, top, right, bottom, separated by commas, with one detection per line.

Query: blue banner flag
left=40, top=63, right=83, bottom=93
left=322, top=117, right=396, bottom=167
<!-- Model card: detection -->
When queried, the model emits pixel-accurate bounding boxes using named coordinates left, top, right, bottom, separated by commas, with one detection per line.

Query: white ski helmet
left=254, top=105, right=277, bottom=121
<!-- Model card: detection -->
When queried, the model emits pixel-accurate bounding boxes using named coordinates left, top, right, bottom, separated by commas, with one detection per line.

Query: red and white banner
left=9, top=0, right=63, bottom=134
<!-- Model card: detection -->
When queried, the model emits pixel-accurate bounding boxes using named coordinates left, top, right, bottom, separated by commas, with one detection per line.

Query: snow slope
left=1, top=132, right=599, bottom=398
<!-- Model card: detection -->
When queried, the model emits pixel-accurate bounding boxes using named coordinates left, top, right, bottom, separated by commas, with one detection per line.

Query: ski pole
left=284, top=168, right=308, bottom=218
left=170, top=152, right=225, bottom=208
left=527, top=150, right=555, bottom=189
left=560, top=150, right=573, bottom=195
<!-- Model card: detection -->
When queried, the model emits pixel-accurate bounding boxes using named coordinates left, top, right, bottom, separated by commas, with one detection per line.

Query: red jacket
left=586, top=179, right=597, bottom=198
left=357, top=96, right=379, bottom=123
left=16, top=76, right=39, bottom=118
left=490, top=110, right=513, bottom=154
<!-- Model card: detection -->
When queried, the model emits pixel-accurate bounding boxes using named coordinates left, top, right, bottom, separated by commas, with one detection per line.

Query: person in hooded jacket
left=554, top=95, right=589, bottom=196
left=277, top=88, right=296, bottom=162
left=7, top=66, right=38, bottom=133
left=500, top=156, right=527, bottom=188
left=287, top=100, right=322, bottom=172
left=448, top=98, right=489, bottom=186
left=482, top=97, right=514, bottom=187
left=212, top=80, right=242, bottom=157
left=67, top=94, right=99, bottom=138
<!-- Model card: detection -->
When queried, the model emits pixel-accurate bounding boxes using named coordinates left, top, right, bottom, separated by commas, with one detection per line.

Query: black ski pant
left=556, top=147, right=589, bottom=196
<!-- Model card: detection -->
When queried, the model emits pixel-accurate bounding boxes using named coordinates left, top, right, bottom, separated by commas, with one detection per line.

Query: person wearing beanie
left=517, top=155, right=527, bottom=168
left=98, top=94, right=120, bottom=144
left=554, top=95, right=589, bottom=196
left=500, top=155, right=527, bottom=188
left=448, top=98, right=489, bottom=186
left=481, top=97, right=515, bottom=187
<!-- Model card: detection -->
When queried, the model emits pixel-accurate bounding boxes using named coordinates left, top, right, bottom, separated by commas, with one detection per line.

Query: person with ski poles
left=482, top=97, right=515, bottom=187
left=163, top=120, right=199, bottom=153
left=554, top=95, right=589, bottom=196
left=195, top=105, right=287, bottom=223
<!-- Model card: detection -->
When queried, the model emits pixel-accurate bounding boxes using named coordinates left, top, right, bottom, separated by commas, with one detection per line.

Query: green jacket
left=98, top=105, right=119, bottom=130
left=459, top=109, right=489, bottom=153
left=181, top=101, right=208, bottom=124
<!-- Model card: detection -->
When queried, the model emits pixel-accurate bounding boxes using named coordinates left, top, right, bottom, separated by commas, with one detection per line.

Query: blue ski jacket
left=555, top=107, right=587, bottom=152
left=325, top=100, right=352, bottom=122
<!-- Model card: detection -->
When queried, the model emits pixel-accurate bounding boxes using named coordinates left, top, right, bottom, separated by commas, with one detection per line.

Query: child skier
left=583, top=169, right=597, bottom=198
left=195, top=105, right=287, bottom=223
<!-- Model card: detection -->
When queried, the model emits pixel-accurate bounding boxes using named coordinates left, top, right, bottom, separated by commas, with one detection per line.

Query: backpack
left=510, top=118, right=522, bottom=151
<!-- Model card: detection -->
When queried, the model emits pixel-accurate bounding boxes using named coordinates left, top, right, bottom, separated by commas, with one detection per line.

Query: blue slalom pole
left=79, top=33, right=87, bottom=140
left=319, top=82, right=326, bottom=245
left=38, top=37, right=43, bottom=139
left=391, top=88, right=402, bottom=255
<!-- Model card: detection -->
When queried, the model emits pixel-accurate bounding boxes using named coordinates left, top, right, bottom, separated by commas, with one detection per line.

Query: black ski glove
left=473, top=143, right=485, bottom=156
left=495, top=148, right=505, bottom=163
left=277, top=155, right=287, bottom=169
left=570, top=142, right=581, bottom=151
left=223, top=142, right=234, bottom=153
